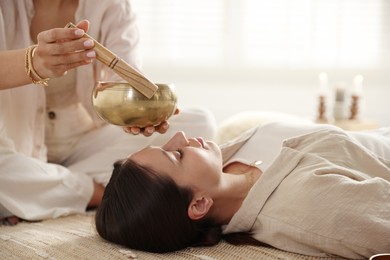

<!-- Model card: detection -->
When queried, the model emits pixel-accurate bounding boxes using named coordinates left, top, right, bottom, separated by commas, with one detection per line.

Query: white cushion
left=216, top=111, right=311, bottom=144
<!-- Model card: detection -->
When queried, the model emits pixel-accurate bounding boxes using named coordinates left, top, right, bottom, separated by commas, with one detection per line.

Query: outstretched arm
left=0, top=20, right=95, bottom=90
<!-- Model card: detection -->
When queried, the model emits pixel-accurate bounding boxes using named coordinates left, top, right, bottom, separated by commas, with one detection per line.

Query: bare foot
left=88, top=181, right=105, bottom=208
left=1, top=215, right=20, bottom=226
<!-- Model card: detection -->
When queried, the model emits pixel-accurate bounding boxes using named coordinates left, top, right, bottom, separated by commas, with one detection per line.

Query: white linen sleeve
left=0, top=143, right=94, bottom=221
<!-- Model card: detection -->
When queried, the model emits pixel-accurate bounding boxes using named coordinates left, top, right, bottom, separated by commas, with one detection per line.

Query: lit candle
left=318, top=72, right=328, bottom=95
left=352, top=75, right=364, bottom=96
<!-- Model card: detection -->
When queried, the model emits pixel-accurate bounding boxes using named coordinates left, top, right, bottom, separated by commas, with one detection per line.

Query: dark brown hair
left=95, top=159, right=222, bottom=253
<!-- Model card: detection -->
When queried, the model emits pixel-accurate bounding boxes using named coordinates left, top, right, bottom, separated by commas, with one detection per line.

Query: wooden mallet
left=66, top=22, right=158, bottom=99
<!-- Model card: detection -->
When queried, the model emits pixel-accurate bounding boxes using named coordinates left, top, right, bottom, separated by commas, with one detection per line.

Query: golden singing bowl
left=92, top=81, right=177, bottom=127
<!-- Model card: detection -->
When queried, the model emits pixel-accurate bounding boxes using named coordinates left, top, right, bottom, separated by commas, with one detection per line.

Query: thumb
left=76, top=19, right=90, bottom=33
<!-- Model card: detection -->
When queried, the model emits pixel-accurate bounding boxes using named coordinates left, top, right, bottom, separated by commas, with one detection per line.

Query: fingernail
left=86, top=50, right=96, bottom=58
left=84, top=39, right=94, bottom=47
left=162, top=122, right=169, bottom=129
left=75, top=29, right=84, bottom=36
left=147, top=128, right=154, bottom=134
left=131, top=128, right=140, bottom=135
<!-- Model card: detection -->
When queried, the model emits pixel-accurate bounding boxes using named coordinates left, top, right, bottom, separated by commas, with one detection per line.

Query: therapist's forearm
left=0, top=49, right=33, bottom=90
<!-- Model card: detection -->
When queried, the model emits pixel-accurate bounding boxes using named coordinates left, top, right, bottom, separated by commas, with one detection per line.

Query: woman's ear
left=188, top=197, right=213, bottom=220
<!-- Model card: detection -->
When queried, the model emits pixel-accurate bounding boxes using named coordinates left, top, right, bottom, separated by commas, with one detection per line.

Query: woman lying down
left=95, top=121, right=390, bottom=259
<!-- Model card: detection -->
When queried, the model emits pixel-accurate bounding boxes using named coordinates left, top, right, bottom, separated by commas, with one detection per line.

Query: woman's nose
left=163, top=131, right=188, bottom=150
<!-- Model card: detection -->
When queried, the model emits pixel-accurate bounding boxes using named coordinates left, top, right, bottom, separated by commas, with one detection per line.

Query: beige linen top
left=223, top=127, right=390, bottom=259
left=0, top=0, right=141, bottom=161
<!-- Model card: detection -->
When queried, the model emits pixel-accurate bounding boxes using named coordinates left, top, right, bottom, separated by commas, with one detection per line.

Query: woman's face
left=129, top=132, right=223, bottom=193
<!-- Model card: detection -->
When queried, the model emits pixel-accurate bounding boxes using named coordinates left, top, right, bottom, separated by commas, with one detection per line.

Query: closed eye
left=159, top=148, right=184, bottom=162
left=176, top=149, right=183, bottom=160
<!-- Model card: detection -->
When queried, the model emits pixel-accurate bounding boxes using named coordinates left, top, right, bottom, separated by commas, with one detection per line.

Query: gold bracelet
left=24, top=45, right=49, bottom=87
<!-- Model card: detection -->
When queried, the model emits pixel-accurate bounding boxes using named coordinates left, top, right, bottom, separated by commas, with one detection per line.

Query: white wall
left=144, top=66, right=390, bottom=127
left=134, top=0, right=390, bottom=128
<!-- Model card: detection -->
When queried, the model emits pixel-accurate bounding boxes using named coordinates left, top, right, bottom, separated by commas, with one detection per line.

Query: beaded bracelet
left=24, top=45, right=49, bottom=87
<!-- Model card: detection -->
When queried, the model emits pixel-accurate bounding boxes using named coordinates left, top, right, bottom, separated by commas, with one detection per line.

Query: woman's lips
left=196, top=137, right=204, bottom=148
